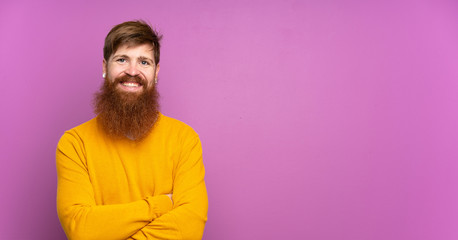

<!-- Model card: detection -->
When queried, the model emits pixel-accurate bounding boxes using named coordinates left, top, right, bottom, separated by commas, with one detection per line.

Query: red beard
left=93, top=75, right=160, bottom=141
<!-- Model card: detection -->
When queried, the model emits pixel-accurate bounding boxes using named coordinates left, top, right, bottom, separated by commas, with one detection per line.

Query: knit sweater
left=56, top=113, right=208, bottom=240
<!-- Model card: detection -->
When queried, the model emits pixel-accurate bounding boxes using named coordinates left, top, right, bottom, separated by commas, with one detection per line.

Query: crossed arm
left=56, top=133, right=208, bottom=240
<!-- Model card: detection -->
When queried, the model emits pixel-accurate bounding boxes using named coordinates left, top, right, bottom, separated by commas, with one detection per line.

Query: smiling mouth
left=121, top=81, right=141, bottom=87
left=118, top=81, right=144, bottom=92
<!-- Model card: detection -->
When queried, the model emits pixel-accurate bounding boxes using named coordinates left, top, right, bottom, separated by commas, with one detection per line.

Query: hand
left=165, top=193, right=173, bottom=205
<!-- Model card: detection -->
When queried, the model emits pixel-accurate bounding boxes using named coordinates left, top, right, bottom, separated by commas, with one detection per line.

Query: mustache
left=114, top=75, right=147, bottom=86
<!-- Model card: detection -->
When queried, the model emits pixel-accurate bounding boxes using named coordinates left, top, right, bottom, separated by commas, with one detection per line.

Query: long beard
left=93, top=75, right=160, bottom=141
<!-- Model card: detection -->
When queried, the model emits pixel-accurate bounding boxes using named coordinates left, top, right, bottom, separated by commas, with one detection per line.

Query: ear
left=103, top=59, right=107, bottom=75
left=155, top=64, right=160, bottom=79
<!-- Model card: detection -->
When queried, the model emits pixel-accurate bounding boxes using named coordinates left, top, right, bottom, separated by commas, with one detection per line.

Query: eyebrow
left=112, top=54, right=129, bottom=59
left=138, top=56, right=154, bottom=63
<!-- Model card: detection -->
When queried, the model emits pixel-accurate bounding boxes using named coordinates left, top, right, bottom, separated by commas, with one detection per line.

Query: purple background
left=1, top=0, right=458, bottom=239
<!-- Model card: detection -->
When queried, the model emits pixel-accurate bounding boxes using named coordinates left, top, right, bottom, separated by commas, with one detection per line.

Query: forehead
left=112, top=43, right=154, bottom=58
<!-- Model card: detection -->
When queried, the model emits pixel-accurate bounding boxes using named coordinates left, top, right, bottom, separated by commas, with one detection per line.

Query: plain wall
left=1, top=0, right=458, bottom=239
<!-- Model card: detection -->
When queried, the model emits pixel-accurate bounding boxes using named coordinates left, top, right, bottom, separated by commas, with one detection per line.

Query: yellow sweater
left=56, top=113, right=208, bottom=240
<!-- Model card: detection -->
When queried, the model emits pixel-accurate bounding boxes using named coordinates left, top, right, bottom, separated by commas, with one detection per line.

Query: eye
left=141, top=60, right=149, bottom=65
left=116, top=58, right=126, bottom=63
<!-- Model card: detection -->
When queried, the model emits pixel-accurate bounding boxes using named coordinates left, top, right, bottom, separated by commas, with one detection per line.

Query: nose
left=125, top=62, right=140, bottom=76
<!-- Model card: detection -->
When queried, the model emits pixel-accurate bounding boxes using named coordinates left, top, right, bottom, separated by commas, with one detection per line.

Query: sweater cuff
left=145, top=195, right=173, bottom=219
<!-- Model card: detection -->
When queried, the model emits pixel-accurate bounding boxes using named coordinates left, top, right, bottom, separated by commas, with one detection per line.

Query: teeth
left=122, top=82, right=140, bottom=87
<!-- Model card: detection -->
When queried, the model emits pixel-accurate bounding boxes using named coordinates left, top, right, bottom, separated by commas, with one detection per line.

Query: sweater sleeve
left=56, top=132, right=173, bottom=240
left=128, top=136, right=208, bottom=240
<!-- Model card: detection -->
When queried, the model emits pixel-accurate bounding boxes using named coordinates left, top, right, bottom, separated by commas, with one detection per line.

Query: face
left=103, top=43, right=160, bottom=94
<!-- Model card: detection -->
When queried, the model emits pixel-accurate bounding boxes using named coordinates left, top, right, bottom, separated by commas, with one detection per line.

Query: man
left=56, top=20, right=208, bottom=240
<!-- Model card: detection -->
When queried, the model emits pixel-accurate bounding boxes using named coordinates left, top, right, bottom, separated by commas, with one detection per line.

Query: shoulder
left=152, top=113, right=202, bottom=148
left=57, top=118, right=99, bottom=148
left=156, top=113, right=199, bottom=137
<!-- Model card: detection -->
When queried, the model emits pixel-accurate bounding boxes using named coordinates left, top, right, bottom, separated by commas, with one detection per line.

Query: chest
left=85, top=139, right=179, bottom=204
